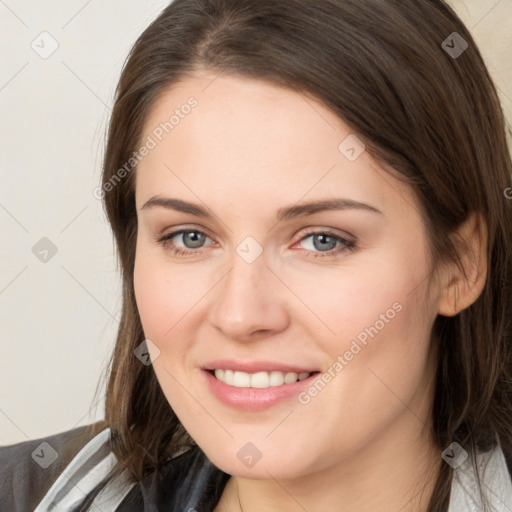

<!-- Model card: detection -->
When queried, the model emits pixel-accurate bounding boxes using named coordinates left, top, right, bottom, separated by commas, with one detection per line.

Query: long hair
left=87, top=1, right=512, bottom=510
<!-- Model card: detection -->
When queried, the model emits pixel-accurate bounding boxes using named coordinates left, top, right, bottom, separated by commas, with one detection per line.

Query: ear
left=437, top=212, right=488, bottom=317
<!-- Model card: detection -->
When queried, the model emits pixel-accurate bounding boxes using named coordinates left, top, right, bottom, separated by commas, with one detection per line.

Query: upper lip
left=202, top=359, right=319, bottom=374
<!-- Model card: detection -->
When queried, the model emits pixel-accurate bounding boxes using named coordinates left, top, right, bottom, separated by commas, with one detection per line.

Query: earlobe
left=440, top=282, right=460, bottom=317
left=437, top=213, right=488, bottom=317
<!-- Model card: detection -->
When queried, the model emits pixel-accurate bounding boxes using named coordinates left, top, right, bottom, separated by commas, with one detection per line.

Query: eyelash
left=156, top=228, right=357, bottom=259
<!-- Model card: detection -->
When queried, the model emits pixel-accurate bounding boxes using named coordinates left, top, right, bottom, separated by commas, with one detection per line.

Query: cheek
left=133, top=259, right=169, bottom=339
left=133, top=254, right=209, bottom=427
left=286, top=245, right=431, bottom=352
left=291, top=244, right=434, bottom=410
left=133, top=252, right=201, bottom=410
left=306, top=251, right=434, bottom=422
left=133, top=247, right=203, bottom=340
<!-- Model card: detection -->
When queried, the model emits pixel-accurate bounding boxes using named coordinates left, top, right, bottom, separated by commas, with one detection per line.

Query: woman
left=1, top=0, right=511, bottom=510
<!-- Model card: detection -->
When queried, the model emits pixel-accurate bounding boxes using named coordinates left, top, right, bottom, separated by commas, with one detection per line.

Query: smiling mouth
left=207, top=369, right=321, bottom=388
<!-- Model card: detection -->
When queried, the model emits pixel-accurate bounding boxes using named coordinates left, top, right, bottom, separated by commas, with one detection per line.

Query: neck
left=220, top=415, right=442, bottom=512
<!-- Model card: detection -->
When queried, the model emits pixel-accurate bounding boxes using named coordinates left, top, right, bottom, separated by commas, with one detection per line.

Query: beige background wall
left=1, top=0, right=511, bottom=444
left=448, top=0, right=512, bottom=148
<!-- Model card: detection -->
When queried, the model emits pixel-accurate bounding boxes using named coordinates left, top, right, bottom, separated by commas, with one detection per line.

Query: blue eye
left=156, top=229, right=356, bottom=258
left=297, top=231, right=356, bottom=257
left=157, top=229, right=213, bottom=257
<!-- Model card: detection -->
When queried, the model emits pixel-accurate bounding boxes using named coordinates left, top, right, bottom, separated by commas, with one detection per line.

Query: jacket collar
left=448, top=441, right=512, bottom=511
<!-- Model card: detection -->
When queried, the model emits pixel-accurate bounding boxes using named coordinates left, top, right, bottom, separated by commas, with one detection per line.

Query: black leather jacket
left=0, top=422, right=230, bottom=511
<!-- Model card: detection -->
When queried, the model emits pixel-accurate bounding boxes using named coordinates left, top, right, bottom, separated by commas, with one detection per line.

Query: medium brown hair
left=87, top=1, right=512, bottom=510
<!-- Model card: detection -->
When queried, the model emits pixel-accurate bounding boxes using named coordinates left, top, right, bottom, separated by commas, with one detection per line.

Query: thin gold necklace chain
left=236, top=478, right=244, bottom=512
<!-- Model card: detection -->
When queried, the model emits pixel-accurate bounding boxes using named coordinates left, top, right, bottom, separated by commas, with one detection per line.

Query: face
left=133, top=72, right=442, bottom=480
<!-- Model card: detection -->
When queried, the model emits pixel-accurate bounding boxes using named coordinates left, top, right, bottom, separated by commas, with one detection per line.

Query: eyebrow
left=140, top=196, right=383, bottom=221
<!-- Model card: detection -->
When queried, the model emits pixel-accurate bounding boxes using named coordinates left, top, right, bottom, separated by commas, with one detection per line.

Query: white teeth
left=250, top=371, right=270, bottom=388
left=269, top=371, right=284, bottom=386
left=213, top=369, right=311, bottom=388
left=233, top=371, right=251, bottom=387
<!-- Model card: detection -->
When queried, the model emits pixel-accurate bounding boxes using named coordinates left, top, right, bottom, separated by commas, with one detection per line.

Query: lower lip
left=202, top=369, right=320, bottom=411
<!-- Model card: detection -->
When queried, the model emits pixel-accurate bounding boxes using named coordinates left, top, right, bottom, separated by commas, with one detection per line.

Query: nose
left=207, top=247, right=290, bottom=342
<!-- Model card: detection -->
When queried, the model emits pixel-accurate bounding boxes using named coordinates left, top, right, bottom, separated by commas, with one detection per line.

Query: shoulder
left=0, top=421, right=107, bottom=512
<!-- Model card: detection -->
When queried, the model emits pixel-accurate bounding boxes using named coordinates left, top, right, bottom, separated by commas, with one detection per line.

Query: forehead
left=135, top=72, right=416, bottom=220
left=140, top=72, right=343, bottom=163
